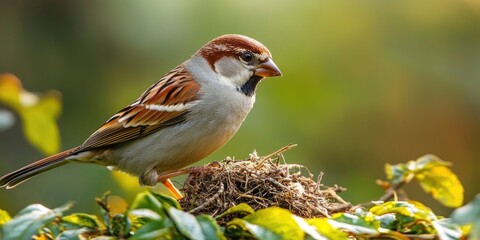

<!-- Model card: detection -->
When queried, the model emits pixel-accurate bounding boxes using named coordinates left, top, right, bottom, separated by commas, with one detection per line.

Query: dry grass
left=179, top=144, right=354, bottom=222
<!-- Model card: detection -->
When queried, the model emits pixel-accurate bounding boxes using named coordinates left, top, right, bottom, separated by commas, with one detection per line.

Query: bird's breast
left=112, top=90, right=254, bottom=177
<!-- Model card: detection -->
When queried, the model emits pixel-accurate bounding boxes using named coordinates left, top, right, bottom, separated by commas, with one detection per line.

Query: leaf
left=385, top=162, right=411, bottom=185
left=415, top=155, right=452, bottom=169
left=2, top=203, right=72, bottom=240
left=196, top=215, right=225, bottom=240
left=90, top=236, right=120, bottom=240
left=130, top=192, right=164, bottom=213
left=22, top=91, right=62, bottom=155
left=0, top=208, right=11, bottom=226
left=385, top=155, right=464, bottom=207
left=307, top=218, right=349, bottom=240
left=149, top=191, right=181, bottom=209
left=370, top=201, right=436, bottom=222
left=215, top=203, right=255, bottom=220
left=105, top=195, right=129, bottom=216
left=108, top=214, right=131, bottom=237
left=329, top=213, right=380, bottom=235
left=55, top=228, right=89, bottom=240
left=129, top=209, right=162, bottom=221
left=228, top=218, right=282, bottom=240
left=369, top=201, right=449, bottom=235
left=232, top=207, right=304, bottom=240
left=293, top=216, right=328, bottom=240
left=129, top=220, right=177, bottom=240
left=415, top=165, right=464, bottom=208
left=167, top=207, right=206, bottom=240
left=0, top=73, right=62, bottom=155
left=0, top=73, right=22, bottom=104
left=451, top=194, right=480, bottom=240
left=62, top=213, right=102, bottom=229
left=432, top=218, right=463, bottom=240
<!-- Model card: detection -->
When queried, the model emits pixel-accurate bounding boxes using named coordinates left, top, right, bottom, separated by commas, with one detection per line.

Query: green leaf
left=0, top=73, right=62, bottom=155
left=196, top=215, right=225, bottom=240
left=369, top=201, right=445, bottom=235
left=375, top=213, right=396, bottom=229
left=149, top=191, right=181, bottom=209
left=130, top=220, right=178, bottom=240
left=307, top=218, right=349, bottom=240
left=55, top=228, right=89, bottom=240
left=385, top=162, right=410, bottom=185
left=432, top=218, right=463, bottom=240
left=108, top=214, right=131, bottom=237
left=0, top=209, right=11, bottom=226
left=215, top=203, right=254, bottom=220
left=2, top=203, right=72, bottom=240
left=167, top=207, right=205, bottom=240
left=228, top=218, right=282, bottom=240
left=129, top=209, right=162, bottom=221
left=236, top=207, right=304, bottom=240
left=451, top=194, right=480, bottom=240
left=130, top=192, right=164, bottom=213
left=330, top=213, right=380, bottom=235
left=62, top=213, right=102, bottom=229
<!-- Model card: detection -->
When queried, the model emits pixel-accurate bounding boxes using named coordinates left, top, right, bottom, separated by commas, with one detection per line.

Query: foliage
left=0, top=188, right=475, bottom=239
left=385, top=155, right=464, bottom=207
left=451, top=194, right=480, bottom=240
left=0, top=73, right=61, bottom=155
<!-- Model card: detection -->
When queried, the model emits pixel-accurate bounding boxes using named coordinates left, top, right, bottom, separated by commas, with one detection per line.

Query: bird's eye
left=240, top=51, right=254, bottom=63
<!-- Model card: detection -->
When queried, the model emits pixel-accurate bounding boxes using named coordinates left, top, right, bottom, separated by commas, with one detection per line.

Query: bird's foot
left=161, top=179, right=183, bottom=200
left=156, top=166, right=210, bottom=200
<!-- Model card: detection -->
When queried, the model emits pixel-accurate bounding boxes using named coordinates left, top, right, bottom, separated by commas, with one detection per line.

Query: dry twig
left=179, top=145, right=354, bottom=222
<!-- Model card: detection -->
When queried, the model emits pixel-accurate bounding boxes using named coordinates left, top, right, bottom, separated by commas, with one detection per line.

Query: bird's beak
left=254, top=58, right=282, bottom=77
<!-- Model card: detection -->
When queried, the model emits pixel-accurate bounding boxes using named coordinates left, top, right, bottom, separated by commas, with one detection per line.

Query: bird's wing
left=75, top=65, right=201, bottom=152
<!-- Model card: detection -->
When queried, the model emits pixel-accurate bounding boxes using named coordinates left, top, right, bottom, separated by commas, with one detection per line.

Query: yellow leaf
left=106, top=195, right=129, bottom=216
left=241, top=207, right=304, bottom=240
left=0, top=208, right=11, bottom=226
left=0, top=73, right=22, bottom=105
left=0, top=73, right=62, bottom=155
left=415, top=165, right=464, bottom=208
left=307, top=218, right=349, bottom=239
left=21, top=91, right=62, bottom=155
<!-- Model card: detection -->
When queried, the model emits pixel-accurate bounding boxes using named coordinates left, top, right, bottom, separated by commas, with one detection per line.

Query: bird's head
left=198, top=34, right=282, bottom=96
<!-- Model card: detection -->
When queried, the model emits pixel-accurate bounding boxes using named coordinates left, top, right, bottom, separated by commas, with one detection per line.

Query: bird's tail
left=0, top=148, right=76, bottom=189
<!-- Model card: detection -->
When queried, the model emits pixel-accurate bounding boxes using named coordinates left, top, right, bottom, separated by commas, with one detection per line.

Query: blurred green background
left=0, top=1, right=479, bottom=216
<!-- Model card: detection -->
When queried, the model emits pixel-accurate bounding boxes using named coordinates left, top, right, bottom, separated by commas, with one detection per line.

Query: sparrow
left=0, top=34, right=282, bottom=199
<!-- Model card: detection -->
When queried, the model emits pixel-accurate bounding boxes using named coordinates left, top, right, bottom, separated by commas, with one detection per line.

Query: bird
left=0, top=34, right=282, bottom=199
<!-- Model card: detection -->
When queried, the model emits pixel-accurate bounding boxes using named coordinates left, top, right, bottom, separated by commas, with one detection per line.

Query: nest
left=179, top=144, right=354, bottom=222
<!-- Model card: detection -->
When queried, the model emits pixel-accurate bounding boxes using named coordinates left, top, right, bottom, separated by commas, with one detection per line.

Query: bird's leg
left=161, top=179, right=183, bottom=200
left=157, top=166, right=207, bottom=200
left=157, top=166, right=196, bottom=200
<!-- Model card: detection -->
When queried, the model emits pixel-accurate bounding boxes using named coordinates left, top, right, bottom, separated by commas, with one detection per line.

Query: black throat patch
left=238, top=75, right=263, bottom=97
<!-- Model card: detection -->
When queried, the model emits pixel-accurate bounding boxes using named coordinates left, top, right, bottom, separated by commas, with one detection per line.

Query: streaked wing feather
left=75, top=65, right=199, bottom=152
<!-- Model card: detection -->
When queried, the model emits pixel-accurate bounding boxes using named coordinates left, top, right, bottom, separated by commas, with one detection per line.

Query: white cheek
left=215, top=57, right=252, bottom=86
